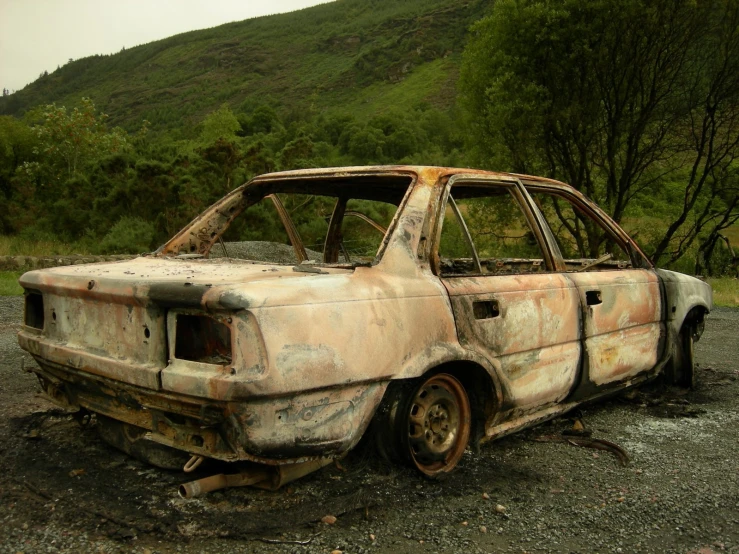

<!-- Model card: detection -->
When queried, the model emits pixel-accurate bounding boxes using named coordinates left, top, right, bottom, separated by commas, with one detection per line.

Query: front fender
left=656, top=269, right=712, bottom=334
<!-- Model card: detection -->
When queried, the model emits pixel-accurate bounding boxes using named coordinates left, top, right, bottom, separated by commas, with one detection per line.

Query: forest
left=0, top=0, right=737, bottom=280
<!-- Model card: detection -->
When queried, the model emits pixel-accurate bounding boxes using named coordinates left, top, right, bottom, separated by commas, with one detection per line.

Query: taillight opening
left=24, top=292, right=44, bottom=330
left=175, top=314, right=232, bottom=365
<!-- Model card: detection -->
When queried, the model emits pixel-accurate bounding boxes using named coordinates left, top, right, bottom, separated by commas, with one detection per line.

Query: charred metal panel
left=565, top=269, right=663, bottom=386
left=227, top=382, right=387, bottom=459
left=184, top=269, right=459, bottom=399
left=586, top=324, right=662, bottom=384
left=656, top=269, right=712, bottom=332
left=45, top=296, right=165, bottom=366
left=443, top=273, right=581, bottom=412
left=30, top=354, right=387, bottom=464
left=18, top=290, right=166, bottom=389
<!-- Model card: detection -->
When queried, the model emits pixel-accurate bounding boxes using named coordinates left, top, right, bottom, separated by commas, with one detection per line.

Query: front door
left=525, top=186, right=664, bottom=391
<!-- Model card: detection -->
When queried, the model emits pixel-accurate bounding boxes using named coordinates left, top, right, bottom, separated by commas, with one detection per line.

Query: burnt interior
left=439, top=258, right=547, bottom=275
left=24, top=292, right=44, bottom=330
left=174, top=314, right=232, bottom=365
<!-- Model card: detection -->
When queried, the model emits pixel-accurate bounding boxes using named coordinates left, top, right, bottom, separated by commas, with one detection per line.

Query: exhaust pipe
left=257, top=457, right=334, bottom=491
left=179, top=469, right=269, bottom=498
left=178, top=458, right=333, bottom=498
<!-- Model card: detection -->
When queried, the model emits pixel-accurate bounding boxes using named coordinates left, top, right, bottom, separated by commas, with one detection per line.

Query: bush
left=99, top=216, right=155, bottom=254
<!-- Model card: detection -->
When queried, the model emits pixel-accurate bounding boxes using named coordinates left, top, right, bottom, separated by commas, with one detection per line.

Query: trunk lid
left=19, top=256, right=351, bottom=389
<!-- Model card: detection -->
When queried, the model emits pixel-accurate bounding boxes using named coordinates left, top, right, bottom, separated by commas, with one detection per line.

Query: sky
left=0, top=0, right=333, bottom=93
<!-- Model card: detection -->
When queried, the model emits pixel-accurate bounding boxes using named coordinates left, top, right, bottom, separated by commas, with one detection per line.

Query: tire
left=396, top=373, right=472, bottom=477
left=669, top=323, right=696, bottom=388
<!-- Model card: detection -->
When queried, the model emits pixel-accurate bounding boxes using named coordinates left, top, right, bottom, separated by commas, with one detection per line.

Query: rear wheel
left=402, top=373, right=471, bottom=477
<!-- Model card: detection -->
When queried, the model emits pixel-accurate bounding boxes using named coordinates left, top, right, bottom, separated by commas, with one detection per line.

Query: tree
left=28, top=97, right=127, bottom=182
left=238, top=104, right=281, bottom=136
left=0, top=116, right=36, bottom=232
left=7, top=99, right=129, bottom=238
left=200, top=104, right=240, bottom=144
left=460, top=0, right=739, bottom=269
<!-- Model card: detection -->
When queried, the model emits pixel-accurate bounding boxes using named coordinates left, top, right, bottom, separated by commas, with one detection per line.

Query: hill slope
left=0, top=0, right=491, bottom=132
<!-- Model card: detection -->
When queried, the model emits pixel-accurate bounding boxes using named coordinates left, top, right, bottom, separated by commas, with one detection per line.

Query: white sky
left=0, top=0, right=332, bottom=92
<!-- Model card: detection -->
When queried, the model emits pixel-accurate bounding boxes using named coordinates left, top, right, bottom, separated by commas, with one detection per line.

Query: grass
left=0, top=272, right=23, bottom=296
left=0, top=236, right=92, bottom=256
left=708, top=277, right=739, bottom=308
left=336, top=58, right=455, bottom=119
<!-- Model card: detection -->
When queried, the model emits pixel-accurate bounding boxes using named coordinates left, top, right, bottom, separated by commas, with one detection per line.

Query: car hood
left=19, top=255, right=354, bottom=309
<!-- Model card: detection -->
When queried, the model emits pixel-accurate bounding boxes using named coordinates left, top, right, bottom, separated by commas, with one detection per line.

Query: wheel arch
left=384, top=356, right=504, bottom=449
left=393, top=346, right=504, bottom=409
left=663, top=303, right=707, bottom=388
left=681, top=304, right=708, bottom=329
left=656, top=268, right=712, bottom=336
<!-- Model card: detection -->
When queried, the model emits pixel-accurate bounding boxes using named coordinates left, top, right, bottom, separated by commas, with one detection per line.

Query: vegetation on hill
left=0, top=0, right=490, bottom=134
left=0, top=95, right=465, bottom=253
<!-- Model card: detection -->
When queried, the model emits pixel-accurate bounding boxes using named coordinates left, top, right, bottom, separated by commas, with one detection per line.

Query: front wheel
left=668, top=324, right=696, bottom=388
left=401, top=373, right=471, bottom=477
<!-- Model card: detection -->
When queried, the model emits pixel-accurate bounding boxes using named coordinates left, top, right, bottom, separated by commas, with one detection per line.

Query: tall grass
left=708, top=278, right=739, bottom=308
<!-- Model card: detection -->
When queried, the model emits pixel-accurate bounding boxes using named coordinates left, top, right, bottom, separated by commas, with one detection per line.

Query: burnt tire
left=375, top=373, right=471, bottom=477
left=668, top=324, right=696, bottom=388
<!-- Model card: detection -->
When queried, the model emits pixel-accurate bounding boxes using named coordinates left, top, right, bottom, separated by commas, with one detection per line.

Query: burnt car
left=18, top=166, right=712, bottom=488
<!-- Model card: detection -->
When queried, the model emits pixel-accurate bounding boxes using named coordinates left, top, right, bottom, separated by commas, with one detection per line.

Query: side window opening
left=438, top=185, right=547, bottom=276
left=529, top=190, right=634, bottom=271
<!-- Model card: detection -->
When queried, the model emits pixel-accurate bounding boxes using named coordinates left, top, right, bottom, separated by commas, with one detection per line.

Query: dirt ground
left=1, top=296, right=737, bottom=554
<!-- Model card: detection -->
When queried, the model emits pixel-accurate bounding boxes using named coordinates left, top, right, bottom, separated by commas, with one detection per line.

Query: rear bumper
left=19, top=329, right=161, bottom=389
left=26, top=349, right=387, bottom=465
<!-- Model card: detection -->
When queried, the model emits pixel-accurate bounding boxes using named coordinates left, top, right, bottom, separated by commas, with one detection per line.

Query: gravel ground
left=0, top=296, right=737, bottom=554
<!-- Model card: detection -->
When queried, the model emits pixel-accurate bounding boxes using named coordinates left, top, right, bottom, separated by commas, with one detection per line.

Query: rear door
left=435, top=177, right=582, bottom=415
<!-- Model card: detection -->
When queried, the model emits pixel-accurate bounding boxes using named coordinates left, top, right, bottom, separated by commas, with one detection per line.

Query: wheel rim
left=406, top=373, right=471, bottom=476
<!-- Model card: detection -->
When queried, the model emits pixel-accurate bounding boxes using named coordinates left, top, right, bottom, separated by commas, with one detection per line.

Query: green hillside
left=1, top=0, right=491, bottom=132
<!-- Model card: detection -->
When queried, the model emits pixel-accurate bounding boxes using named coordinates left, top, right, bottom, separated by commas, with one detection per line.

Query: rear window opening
left=164, top=173, right=415, bottom=266
left=175, top=314, right=232, bottom=365
left=24, top=292, right=44, bottom=330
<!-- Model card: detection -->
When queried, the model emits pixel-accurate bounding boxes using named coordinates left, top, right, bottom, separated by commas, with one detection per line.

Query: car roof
left=249, top=166, right=646, bottom=261
left=251, top=165, right=570, bottom=189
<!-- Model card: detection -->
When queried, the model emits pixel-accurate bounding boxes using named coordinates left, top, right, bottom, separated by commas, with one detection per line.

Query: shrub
left=99, top=216, right=155, bottom=254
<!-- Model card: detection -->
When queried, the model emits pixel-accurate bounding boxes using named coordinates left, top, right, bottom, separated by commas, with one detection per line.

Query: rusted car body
left=17, top=166, right=712, bottom=484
